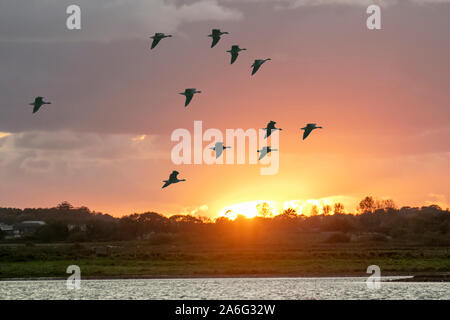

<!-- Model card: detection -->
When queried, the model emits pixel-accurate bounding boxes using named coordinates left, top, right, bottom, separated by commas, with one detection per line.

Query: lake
left=0, top=277, right=448, bottom=300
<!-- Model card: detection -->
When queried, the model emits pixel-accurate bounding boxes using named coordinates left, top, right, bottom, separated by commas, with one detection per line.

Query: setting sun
left=218, top=200, right=277, bottom=220
left=217, top=197, right=350, bottom=220
left=0, top=0, right=449, bottom=304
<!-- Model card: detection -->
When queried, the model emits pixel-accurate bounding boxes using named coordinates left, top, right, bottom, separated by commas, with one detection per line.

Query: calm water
left=0, top=277, right=448, bottom=300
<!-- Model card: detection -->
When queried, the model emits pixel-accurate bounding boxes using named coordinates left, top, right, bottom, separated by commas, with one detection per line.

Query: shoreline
left=1, top=273, right=448, bottom=282
left=1, top=241, right=448, bottom=283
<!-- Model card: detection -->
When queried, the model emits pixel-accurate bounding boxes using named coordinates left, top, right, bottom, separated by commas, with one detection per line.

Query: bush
left=422, top=232, right=450, bottom=246
left=324, top=233, right=350, bottom=243
left=147, top=233, right=177, bottom=245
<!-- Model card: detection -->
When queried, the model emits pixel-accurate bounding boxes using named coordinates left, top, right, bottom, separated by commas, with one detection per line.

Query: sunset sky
left=0, top=0, right=449, bottom=217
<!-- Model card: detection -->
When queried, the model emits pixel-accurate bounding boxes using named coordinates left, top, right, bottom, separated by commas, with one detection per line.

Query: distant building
left=0, top=222, right=12, bottom=231
left=14, top=220, right=46, bottom=237
left=67, top=224, right=87, bottom=232
left=0, top=223, right=21, bottom=239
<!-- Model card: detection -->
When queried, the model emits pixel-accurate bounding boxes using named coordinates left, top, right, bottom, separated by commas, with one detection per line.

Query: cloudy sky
left=0, top=0, right=449, bottom=216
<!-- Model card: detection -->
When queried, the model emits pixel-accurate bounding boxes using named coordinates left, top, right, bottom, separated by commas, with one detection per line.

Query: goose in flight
left=257, top=146, right=278, bottom=160
left=179, top=88, right=201, bottom=107
left=209, top=142, right=231, bottom=159
left=29, top=96, right=51, bottom=114
left=150, top=33, right=172, bottom=49
left=208, top=29, right=229, bottom=48
left=227, top=45, right=246, bottom=64
left=162, top=170, right=186, bottom=188
left=263, top=120, right=282, bottom=139
left=251, top=58, right=271, bottom=76
left=301, top=123, right=323, bottom=140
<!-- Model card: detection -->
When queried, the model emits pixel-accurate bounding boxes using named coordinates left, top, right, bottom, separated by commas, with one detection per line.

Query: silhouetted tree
left=323, top=205, right=332, bottom=215
left=382, top=199, right=397, bottom=211
left=282, top=208, right=298, bottom=217
left=57, top=201, right=74, bottom=211
left=274, top=208, right=298, bottom=221
left=257, top=202, right=273, bottom=218
left=334, top=203, right=345, bottom=214
left=0, top=198, right=448, bottom=245
left=358, top=196, right=376, bottom=213
left=34, top=222, right=68, bottom=242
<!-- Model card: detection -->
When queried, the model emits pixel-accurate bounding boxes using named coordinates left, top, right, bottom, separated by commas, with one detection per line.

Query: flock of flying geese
left=27, top=29, right=323, bottom=189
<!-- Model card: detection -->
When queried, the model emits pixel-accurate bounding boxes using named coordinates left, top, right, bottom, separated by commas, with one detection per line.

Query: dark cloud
left=0, top=0, right=243, bottom=42
left=0, top=1, right=449, bottom=214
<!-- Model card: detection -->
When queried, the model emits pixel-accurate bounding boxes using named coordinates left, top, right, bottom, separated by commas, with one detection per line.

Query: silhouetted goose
left=209, top=142, right=231, bottom=159
left=208, top=29, right=228, bottom=48
left=227, top=45, right=246, bottom=64
left=263, top=120, right=282, bottom=139
left=29, top=96, right=51, bottom=114
left=257, top=146, right=278, bottom=160
left=301, top=123, right=323, bottom=140
left=150, top=33, right=172, bottom=49
left=162, top=170, right=186, bottom=188
left=179, top=88, right=201, bottom=107
left=251, top=58, right=271, bottom=76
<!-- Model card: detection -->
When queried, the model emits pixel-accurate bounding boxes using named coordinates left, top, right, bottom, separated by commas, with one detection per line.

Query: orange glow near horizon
left=218, top=200, right=277, bottom=220
left=0, top=3, right=449, bottom=217
left=217, top=198, right=349, bottom=220
left=0, top=132, right=11, bottom=139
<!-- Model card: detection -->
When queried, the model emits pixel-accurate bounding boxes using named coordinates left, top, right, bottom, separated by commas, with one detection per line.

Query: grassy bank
left=0, top=241, right=449, bottom=280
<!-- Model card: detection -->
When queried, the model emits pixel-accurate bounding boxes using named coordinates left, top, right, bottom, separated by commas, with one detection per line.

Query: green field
left=0, top=240, right=449, bottom=280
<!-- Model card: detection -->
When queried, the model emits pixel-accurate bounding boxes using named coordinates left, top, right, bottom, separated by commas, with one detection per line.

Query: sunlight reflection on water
left=0, top=277, right=448, bottom=300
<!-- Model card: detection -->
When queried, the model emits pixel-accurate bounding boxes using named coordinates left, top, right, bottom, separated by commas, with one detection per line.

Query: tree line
left=0, top=198, right=448, bottom=245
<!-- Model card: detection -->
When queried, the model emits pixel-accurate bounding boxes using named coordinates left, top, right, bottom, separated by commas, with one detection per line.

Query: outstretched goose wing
left=258, top=149, right=268, bottom=160
left=184, top=92, right=194, bottom=107
left=230, top=51, right=238, bottom=64
left=33, top=104, right=42, bottom=114
left=251, top=64, right=261, bottom=75
left=151, top=37, right=162, bottom=49
left=216, top=147, right=223, bottom=158
left=303, top=127, right=313, bottom=140
left=211, top=35, right=220, bottom=48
